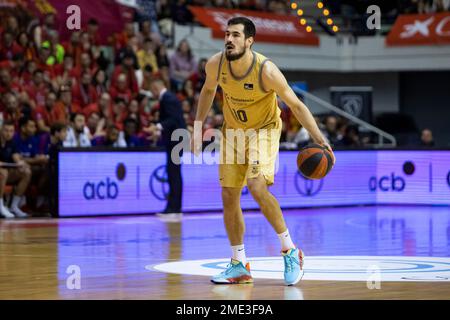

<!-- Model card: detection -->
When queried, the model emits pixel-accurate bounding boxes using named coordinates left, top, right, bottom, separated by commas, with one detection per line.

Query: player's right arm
left=192, top=52, right=221, bottom=155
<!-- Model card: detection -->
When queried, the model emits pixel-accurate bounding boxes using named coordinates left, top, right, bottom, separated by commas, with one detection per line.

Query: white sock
left=0, top=198, right=14, bottom=218
left=278, top=229, right=295, bottom=252
left=11, top=195, right=21, bottom=209
left=10, top=195, right=27, bottom=217
left=231, top=244, right=247, bottom=265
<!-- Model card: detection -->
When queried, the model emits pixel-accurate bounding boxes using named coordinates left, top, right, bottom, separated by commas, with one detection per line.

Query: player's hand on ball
left=321, top=142, right=335, bottom=165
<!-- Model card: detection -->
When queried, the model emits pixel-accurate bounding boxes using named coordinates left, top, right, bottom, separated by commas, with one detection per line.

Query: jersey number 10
left=232, top=109, right=248, bottom=123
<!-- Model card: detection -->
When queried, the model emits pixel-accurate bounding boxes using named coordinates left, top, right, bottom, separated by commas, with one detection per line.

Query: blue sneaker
left=282, top=248, right=305, bottom=286
left=211, top=259, right=253, bottom=284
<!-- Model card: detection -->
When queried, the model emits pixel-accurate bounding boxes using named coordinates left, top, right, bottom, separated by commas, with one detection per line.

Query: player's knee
left=222, top=188, right=240, bottom=206
left=247, top=178, right=266, bottom=200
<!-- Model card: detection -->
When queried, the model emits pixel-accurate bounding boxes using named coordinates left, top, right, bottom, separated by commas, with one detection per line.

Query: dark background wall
left=284, top=71, right=400, bottom=115
left=284, top=70, right=450, bottom=147
left=399, top=71, right=450, bottom=147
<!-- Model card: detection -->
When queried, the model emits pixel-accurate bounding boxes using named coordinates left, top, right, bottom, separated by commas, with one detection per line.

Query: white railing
left=291, top=85, right=397, bottom=147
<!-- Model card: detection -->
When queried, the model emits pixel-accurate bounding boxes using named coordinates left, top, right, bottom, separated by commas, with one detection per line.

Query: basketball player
left=192, top=17, right=334, bottom=286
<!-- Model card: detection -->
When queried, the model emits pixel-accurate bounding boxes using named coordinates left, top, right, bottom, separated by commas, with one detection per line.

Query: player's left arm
left=261, top=61, right=334, bottom=159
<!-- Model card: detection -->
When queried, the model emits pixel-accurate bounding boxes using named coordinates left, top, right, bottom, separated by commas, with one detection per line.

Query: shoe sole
left=211, top=276, right=254, bottom=285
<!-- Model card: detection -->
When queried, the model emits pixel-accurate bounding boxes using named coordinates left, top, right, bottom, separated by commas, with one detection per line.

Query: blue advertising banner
left=58, top=150, right=450, bottom=217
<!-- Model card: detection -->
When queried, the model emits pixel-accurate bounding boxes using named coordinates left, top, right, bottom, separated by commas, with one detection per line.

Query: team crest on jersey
left=244, top=83, right=254, bottom=90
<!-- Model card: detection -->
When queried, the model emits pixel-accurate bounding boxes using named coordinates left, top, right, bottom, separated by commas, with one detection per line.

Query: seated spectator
left=155, top=43, right=171, bottom=89
left=0, top=121, right=31, bottom=218
left=169, top=39, right=197, bottom=90
left=73, top=51, right=97, bottom=82
left=86, top=111, right=104, bottom=137
left=280, top=104, right=302, bottom=143
left=322, top=115, right=343, bottom=146
left=0, top=68, right=21, bottom=96
left=4, top=15, right=20, bottom=38
left=41, top=30, right=65, bottom=65
left=34, top=91, right=66, bottom=133
left=110, top=73, right=133, bottom=104
left=35, top=47, right=55, bottom=84
left=125, top=99, right=141, bottom=122
left=91, top=124, right=127, bottom=147
left=62, top=31, right=83, bottom=67
left=79, top=31, right=100, bottom=63
left=111, top=50, right=139, bottom=94
left=39, top=122, right=67, bottom=156
left=126, top=34, right=140, bottom=56
left=101, top=51, right=113, bottom=74
left=2, top=92, right=24, bottom=128
left=114, top=21, right=136, bottom=52
left=56, top=84, right=78, bottom=118
left=37, top=45, right=55, bottom=71
left=92, top=69, right=108, bottom=96
left=138, top=64, right=157, bottom=93
left=72, top=71, right=98, bottom=109
left=110, top=97, right=128, bottom=130
left=14, top=117, right=49, bottom=211
left=92, top=92, right=113, bottom=121
left=157, top=0, right=174, bottom=39
left=137, top=38, right=159, bottom=73
left=138, top=20, right=162, bottom=47
left=19, top=60, right=38, bottom=87
left=337, top=117, right=349, bottom=139
left=123, top=118, right=143, bottom=147
left=189, top=58, right=207, bottom=92
left=177, top=79, right=196, bottom=106
left=136, top=93, right=152, bottom=130
left=54, top=54, right=77, bottom=88
left=155, top=43, right=170, bottom=69
left=63, top=113, right=92, bottom=147
left=32, top=13, right=57, bottom=49
left=4, top=54, right=25, bottom=83
left=335, top=124, right=362, bottom=147
left=0, top=31, right=22, bottom=61
left=23, top=69, right=48, bottom=108
left=420, top=128, right=435, bottom=147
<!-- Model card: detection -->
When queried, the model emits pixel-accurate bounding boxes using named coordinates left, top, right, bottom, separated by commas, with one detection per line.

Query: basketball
left=297, top=143, right=335, bottom=180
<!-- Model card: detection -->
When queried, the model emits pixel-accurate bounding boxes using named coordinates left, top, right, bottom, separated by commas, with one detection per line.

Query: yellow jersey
left=217, top=51, right=281, bottom=130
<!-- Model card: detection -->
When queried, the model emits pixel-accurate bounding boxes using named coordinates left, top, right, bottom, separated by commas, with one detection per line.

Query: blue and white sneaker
left=211, top=259, right=253, bottom=284
left=282, top=248, right=305, bottom=286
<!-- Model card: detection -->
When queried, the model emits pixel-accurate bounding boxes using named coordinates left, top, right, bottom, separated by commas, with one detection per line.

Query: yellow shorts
left=219, top=120, right=281, bottom=188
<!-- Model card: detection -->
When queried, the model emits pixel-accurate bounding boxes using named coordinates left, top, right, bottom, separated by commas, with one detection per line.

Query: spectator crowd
left=0, top=7, right=211, bottom=217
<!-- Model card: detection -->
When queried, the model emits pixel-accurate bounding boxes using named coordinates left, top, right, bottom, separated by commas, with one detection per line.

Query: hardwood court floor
left=0, top=206, right=449, bottom=300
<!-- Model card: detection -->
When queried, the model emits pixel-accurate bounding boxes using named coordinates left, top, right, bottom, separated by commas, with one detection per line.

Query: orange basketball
left=297, top=143, right=335, bottom=179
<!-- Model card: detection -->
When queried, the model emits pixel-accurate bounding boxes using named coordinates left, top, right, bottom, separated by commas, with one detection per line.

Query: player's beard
left=225, top=45, right=246, bottom=61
